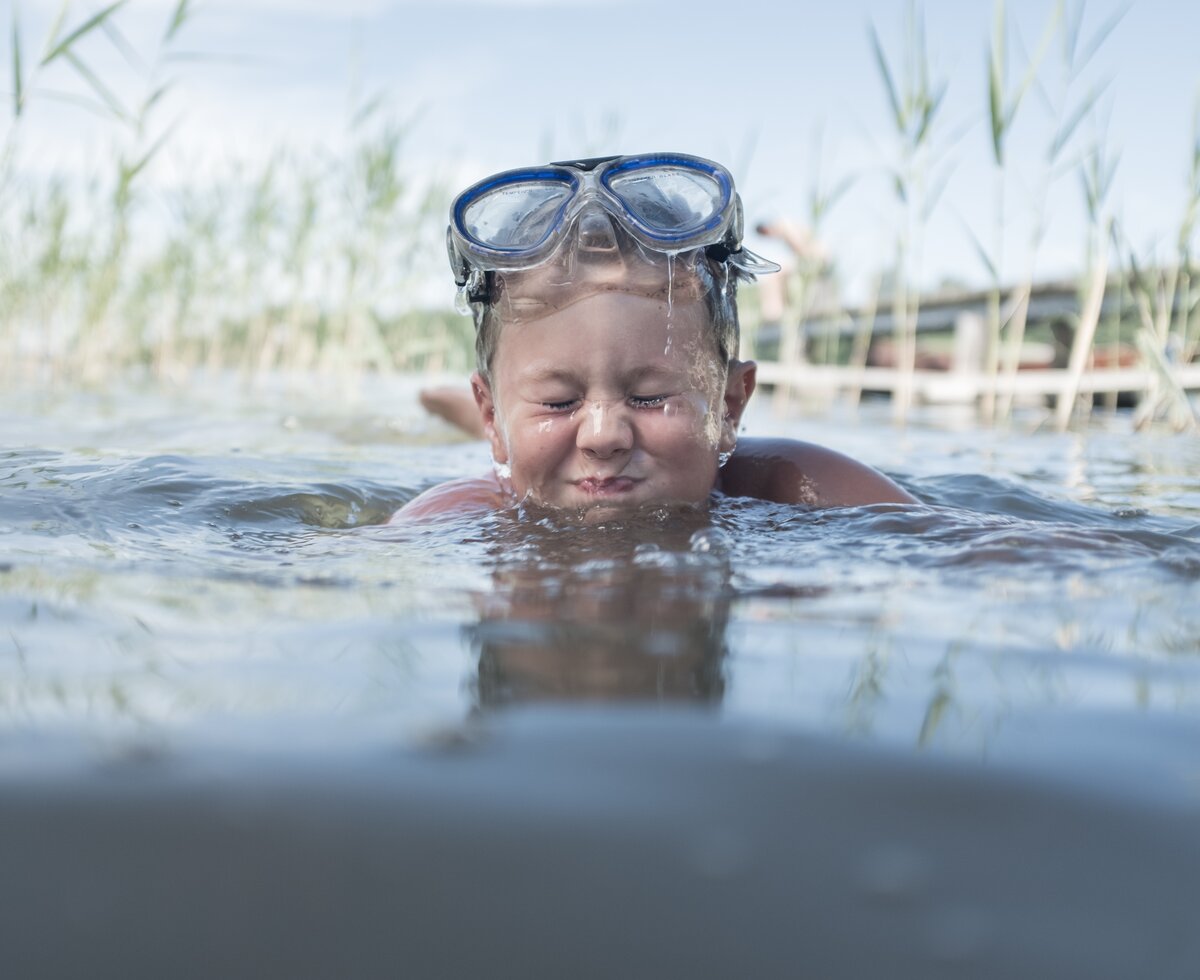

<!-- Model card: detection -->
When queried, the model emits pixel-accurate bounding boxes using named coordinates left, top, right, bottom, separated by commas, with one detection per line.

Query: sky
left=6, top=0, right=1200, bottom=305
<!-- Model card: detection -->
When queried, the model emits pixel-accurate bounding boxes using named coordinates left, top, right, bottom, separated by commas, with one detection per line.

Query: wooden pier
left=752, top=277, right=1200, bottom=427
left=754, top=361, right=1200, bottom=403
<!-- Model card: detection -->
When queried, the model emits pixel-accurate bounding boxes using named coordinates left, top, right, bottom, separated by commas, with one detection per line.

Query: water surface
left=2, top=374, right=1198, bottom=775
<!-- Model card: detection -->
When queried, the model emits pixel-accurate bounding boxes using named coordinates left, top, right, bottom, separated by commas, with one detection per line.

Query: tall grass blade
left=915, top=3, right=930, bottom=107
left=922, top=162, right=956, bottom=219
left=352, top=93, right=386, bottom=130
left=916, top=79, right=947, bottom=145
left=1050, top=79, right=1111, bottom=161
left=992, top=0, right=1006, bottom=79
left=144, top=80, right=174, bottom=115
left=1056, top=237, right=1109, bottom=429
left=1135, top=329, right=1197, bottom=431
left=1063, top=0, right=1085, bottom=66
left=10, top=8, right=22, bottom=117
left=1079, top=141, right=1120, bottom=222
left=41, top=1, right=129, bottom=66
left=124, top=122, right=176, bottom=185
left=39, top=1, right=71, bottom=63
left=987, top=40, right=1004, bottom=164
left=29, top=87, right=114, bottom=118
left=1078, top=3, right=1130, bottom=69
left=100, top=18, right=146, bottom=74
left=987, top=0, right=1008, bottom=163
left=869, top=23, right=904, bottom=130
left=63, top=50, right=128, bottom=121
left=165, top=0, right=192, bottom=43
left=1006, top=1, right=1062, bottom=130
left=959, top=215, right=998, bottom=280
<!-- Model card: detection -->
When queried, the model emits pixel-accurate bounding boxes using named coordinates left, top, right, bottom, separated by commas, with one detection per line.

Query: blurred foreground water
left=2, top=374, right=1199, bottom=978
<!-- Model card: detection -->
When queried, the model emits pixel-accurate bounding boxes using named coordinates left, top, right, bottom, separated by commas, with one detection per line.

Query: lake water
left=3, top=374, right=1200, bottom=977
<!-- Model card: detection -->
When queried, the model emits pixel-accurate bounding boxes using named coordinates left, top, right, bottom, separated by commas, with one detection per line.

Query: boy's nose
left=575, top=400, right=633, bottom=458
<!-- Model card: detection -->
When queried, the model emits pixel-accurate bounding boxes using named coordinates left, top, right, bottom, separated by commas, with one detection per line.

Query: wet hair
left=465, top=250, right=744, bottom=383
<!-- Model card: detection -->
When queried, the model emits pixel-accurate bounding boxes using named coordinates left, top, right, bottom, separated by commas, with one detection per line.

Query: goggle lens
left=605, top=165, right=728, bottom=240
left=461, top=179, right=574, bottom=251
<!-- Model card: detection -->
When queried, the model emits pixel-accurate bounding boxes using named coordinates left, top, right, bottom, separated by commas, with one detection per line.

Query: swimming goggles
left=446, top=152, right=779, bottom=290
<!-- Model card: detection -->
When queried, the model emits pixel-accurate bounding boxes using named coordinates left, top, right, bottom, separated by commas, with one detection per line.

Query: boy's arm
left=390, top=475, right=506, bottom=523
left=720, top=437, right=917, bottom=507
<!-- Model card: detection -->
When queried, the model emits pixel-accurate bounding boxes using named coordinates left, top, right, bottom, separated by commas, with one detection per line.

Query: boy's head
left=446, top=153, right=777, bottom=516
left=449, top=153, right=775, bottom=381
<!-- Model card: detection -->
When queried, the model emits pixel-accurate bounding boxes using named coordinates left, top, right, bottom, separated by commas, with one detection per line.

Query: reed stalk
left=1113, top=98, right=1200, bottom=431
left=975, top=0, right=1061, bottom=422
left=869, top=1, right=949, bottom=423
left=845, top=277, right=882, bottom=410
left=1056, top=229, right=1109, bottom=428
left=0, top=3, right=462, bottom=386
left=765, top=126, right=853, bottom=413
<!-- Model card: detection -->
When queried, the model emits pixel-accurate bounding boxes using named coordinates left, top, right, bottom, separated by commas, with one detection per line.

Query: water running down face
left=472, top=282, right=755, bottom=519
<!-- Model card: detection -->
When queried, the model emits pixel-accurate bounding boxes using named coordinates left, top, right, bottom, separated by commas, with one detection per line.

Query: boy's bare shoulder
left=719, top=437, right=916, bottom=507
left=390, top=473, right=508, bottom=523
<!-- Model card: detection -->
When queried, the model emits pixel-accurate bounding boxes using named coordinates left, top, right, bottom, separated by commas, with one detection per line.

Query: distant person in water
left=393, top=152, right=914, bottom=523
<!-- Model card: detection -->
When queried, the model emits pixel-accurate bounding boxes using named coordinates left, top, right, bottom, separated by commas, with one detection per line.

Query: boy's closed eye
left=538, top=394, right=673, bottom=412
left=629, top=394, right=669, bottom=408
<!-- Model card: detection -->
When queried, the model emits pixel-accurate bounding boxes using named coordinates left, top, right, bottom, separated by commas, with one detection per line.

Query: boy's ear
left=720, top=359, right=757, bottom=453
left=471, top=372, right=509, bottom=465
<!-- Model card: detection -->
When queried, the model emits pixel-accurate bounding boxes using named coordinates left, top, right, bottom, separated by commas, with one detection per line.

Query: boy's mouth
left=574, top=476, right=640, bottom=497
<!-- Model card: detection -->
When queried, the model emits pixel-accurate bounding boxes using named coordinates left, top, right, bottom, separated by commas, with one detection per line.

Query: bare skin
left=394, top=437, right=914, bottom=522
left=395, top=290, right=915, bottom=523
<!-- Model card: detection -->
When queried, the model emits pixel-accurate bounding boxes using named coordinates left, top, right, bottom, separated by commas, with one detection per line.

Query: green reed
left=1, top=2, right=467, bottom=385
left=869, top=0, right=951, bottom=422
left=979, top=0, right=1058, bottom=424
left=3, top=1, right=1198, bottom=425
left=1117, top=100, right=1200, bottom=432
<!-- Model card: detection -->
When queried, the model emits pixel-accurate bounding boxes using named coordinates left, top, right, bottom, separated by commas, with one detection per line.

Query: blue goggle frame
left=447, top=152, right=747, bottom=289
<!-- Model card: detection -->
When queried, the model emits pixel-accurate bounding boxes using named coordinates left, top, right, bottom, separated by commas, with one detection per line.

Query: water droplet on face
left=718, top=448, right=734, bottom=468
left=492, top=459, right=512, bottom=481
left=664, top=251, right=675, bottom=355
left=666, top=252, right=675, bottom=317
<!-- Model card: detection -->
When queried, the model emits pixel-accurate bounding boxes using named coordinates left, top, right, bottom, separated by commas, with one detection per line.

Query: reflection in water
left=466, top=509, right=732, bottom=708
left=3, top=391, right=1200, bottom=748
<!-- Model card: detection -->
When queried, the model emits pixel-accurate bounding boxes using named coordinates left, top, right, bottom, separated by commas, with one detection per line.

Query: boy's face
left=472, top=289, right=755, bottom=518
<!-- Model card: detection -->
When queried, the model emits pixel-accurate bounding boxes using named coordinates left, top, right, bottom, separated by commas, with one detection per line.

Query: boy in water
left=394, top=153, right=913, bottom=523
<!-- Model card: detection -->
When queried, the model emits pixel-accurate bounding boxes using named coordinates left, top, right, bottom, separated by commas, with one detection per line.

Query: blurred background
left=2, top=0, right=1198, bottom=424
